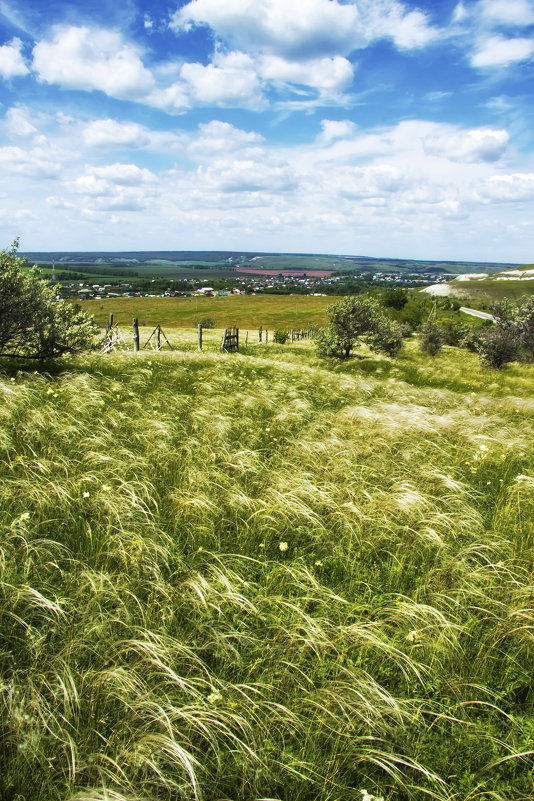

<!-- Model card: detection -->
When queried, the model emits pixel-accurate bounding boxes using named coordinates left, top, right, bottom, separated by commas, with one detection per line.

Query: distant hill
left=19, top=250, right=520, bottom=278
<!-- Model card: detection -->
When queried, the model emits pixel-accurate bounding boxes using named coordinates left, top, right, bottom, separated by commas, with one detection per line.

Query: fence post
left=236, top=327, right=239, bottom=350
left=245, top=331, right=249, bottom=347
left=198, top=323, right=203, bottom=351
left=259, top=326, right=262, bottom=344
left=156, top=325, right=161, bottom=351
left=265, top=328, right=268, bottom=344
left=133, top=318, right=140, bottom=352
left=108, top=313, right=114, bottom=331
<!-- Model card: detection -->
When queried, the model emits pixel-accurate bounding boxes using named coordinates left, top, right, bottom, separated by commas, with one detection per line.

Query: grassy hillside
left=0, top=340, right=533, bottom=801
left=83, top=294, right=333, bottom=329
left=451, top=278, right=534, bottom=303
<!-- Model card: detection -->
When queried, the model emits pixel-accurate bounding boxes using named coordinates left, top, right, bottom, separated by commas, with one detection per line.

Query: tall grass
left=0, top=341, right=532, bottom=801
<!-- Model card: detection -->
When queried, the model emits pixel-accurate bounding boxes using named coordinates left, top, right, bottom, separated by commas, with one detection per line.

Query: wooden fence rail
left=101, top=319, right=313, bottom=353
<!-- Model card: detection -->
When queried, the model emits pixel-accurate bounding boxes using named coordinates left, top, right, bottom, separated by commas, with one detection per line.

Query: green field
left=83, top=294, right=333, bottom=329
left=1, top=338, right=532, bottom=801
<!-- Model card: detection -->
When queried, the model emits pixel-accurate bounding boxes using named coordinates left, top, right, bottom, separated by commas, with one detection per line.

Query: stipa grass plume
left=0, top=346, right=533, bottom=801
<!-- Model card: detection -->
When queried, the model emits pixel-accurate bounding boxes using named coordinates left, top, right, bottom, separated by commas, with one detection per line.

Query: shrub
left=475, top=326, right=519, bottom=369
left=0, top=240, right=97, bottom=358
left=273, top=329, right=288, bottom=344
left=419, top=321, right=444, bottom=356
left=197, top=317, right=216, bottom=329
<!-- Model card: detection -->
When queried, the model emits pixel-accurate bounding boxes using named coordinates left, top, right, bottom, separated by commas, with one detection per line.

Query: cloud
left=171, top=0, right=439, bottom=59
left=180, top=51, right=264, bottom=107
left=0, top=37, right=29, bottom=78
left=188, top=120, right=264, bottom=156
left=423, top=127, right=509, bottom=162
left=478, top=172, right=534, bottom=201
left=171, top=0, right=363, bottom=59
left=478, top=0, right=534, bottom=26
left=82, top=119, right=151, bottom=149
left=361, top=1, right=439, bottom=50
left=201, top=158, right=297, bottom=192
left=317, top=119, right=358, bottom=143
left=0, top=145, right=60, bottom=177
left=73, top=163, right=156, bottom=194
left=471, top=34, right=534, bottom=67
left=32, top=26, right=155, bottom=100
left=3, top=105, right=39, bottom=139
left=259, top=55, right=354, bottom=94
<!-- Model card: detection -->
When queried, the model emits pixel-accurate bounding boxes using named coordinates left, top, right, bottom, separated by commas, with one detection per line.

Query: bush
left=0, top=240, right=98, bottom=358
left=196, top=317, right=216, bottom=329
left=273, top=329, right=288, bottom=344
left=419, top=321, right=444, bottom=356
left=475, top=327, right=518, bottom=369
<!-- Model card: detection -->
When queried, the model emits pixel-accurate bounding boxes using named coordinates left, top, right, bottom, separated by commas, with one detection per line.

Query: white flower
left=83, top=492, right=90, bottom=498
left=278, top=541, right=289, bottom=552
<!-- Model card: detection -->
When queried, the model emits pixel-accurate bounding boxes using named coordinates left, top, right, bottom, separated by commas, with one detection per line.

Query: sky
left=1, top=0, right=534, bottom=262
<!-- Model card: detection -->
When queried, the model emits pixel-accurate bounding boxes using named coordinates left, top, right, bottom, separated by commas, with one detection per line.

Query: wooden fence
left=101, top=317, right=313, bottom=354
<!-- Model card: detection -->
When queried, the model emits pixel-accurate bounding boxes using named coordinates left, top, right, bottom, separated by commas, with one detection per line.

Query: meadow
left=83, top=294, right=333, bottom=331
left=0, top=338, right=532, bottom=801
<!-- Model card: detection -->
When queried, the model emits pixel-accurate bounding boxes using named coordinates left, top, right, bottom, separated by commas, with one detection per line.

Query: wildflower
left=83, top=492, right=90, bottom=498
left=19, top=512, right=30, bottom=521
left=279, top=541, right=289, bottom=552
left=207, top=690, right=222, bottom=705
left=102, top=485, right=111, bottom=492
left=406, top=630, right=420, bottom=643
left=314, top=560, right=323, bottom=567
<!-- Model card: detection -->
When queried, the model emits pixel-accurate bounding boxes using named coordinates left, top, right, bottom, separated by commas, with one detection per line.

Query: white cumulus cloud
left=83, top=119, right=151, bottom=149
left=259, top=54, right=354, bottom=93
left=0, top=37, right=29, bottom=78
left=32, top=26, right=155, bottom=100
left=423, top=127, right=509, bottom=162
left=471, top=34, right=534, bottom=67
left=180, top=51, right=264, bottom=108
left=479, top=172, right=534, bottom=201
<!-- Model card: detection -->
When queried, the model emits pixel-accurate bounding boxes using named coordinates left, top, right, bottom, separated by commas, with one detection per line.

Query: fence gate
left=221, top=327, right=239, bottom=352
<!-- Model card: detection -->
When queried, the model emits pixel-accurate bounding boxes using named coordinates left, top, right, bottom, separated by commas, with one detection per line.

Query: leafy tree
left=316, top=295, right=402, bottom=358
left=0, top=240, right=98, bottom=358
left=382, top=287, right=408, bottom=310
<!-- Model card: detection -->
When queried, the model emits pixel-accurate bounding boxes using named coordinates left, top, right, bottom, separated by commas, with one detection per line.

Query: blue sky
left=1, top=0, right=534, bottom=262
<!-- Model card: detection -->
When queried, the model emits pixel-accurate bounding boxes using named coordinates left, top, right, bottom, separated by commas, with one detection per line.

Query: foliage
left=475, top=325, right=519, bottom=368
left=273, top=328, right=288, bottom=343
left=419, top=320, right=444, bottom=356
left=0, top=241, right=98, bottom=358
left=197, top=316, right=216, bottom=328
left=316, top=295, right=403, bottom=358
left=381, top=286, right=408, bottom=310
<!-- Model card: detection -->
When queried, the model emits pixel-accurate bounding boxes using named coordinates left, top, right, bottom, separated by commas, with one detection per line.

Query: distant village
left=53, top=269, right=448, bottom=302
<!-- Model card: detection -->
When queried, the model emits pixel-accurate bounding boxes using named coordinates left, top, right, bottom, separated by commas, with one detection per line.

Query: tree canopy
left=316, top=295, right=402, bottom=359
left=0, top=241, right=98, bottom=359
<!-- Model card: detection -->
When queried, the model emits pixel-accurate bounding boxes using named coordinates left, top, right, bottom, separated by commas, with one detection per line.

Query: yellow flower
left=279, top=541, right=289, bottom=552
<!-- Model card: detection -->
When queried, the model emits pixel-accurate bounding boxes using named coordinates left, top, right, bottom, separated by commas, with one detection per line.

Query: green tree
left=316, top=295, right=402, bottom=358
left=419, top=321, right=444, bottom=356
left=0, top=240, right=98, bottom=358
